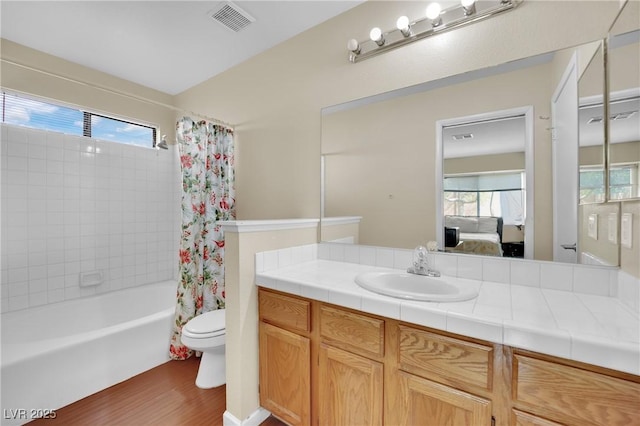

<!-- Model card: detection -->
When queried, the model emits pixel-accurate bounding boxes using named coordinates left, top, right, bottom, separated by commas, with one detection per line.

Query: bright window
left=443, top=171, right=525, bottom=225
left=1, top=92, right=156, bottom=148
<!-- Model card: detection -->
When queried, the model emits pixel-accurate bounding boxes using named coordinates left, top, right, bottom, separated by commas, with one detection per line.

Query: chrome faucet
left=407, top=245, right=441, bottom=277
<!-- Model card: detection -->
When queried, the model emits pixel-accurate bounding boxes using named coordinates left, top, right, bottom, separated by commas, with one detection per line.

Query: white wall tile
left=510, top=260, right=540, bottom=287
left=573, top=266, right=612, bottom=296
left=482, top=257, right=510, bottom=283
left=457, top=256, right=483, bottom=280
left=1, top=124, right=180, bottom=311
left=539, top=262, right=573, bottom=291
left=375, top=247, right=394, bottom=268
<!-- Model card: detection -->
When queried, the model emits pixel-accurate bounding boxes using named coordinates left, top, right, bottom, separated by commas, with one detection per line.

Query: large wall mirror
left=608, top=0, right=640, bottom=202
left=320, top=7, right=633, bottom=266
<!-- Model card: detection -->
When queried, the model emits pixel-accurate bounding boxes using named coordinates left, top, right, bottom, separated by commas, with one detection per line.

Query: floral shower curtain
left=169, top=117, right=235, bottom=360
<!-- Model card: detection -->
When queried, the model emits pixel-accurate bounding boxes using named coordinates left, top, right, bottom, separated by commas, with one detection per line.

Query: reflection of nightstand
left=502, top=242, right=524, bottom=258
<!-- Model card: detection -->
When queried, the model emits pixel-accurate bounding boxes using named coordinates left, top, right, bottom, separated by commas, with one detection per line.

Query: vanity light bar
left=347, top=0, right=524, bottom=63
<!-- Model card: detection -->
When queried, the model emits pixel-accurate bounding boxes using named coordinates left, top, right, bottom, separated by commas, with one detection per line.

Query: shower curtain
left=169, top=117, right=235, bottom=360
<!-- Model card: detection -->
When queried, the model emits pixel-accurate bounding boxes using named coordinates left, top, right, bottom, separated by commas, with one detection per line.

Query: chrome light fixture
left=348, top=0, right=523, bottom=63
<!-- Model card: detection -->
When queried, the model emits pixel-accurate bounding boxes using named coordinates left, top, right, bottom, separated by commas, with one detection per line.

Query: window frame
left=1, top=91, right=159, bottom=149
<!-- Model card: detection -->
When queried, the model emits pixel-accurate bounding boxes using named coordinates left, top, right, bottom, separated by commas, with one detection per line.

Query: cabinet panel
left=259, top=321, right=310, bottom=426
left=513, top=354, right=640, bottom=425
left=512, top=409, right=563, bottom=426
left=320, top=305, right=384, bottom=358
left=395, top=371, right=492, bottom=426
left=259, top=289, right=310, bottom=333
left=399, top=325, right=493, bottom=390
left=318, top=343, right=383, bottom=426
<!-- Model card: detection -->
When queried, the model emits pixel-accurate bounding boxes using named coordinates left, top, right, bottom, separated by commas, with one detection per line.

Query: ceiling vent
left=210, top=2, right=255, bottom=33
left=452, top=133, right=474, bottom=140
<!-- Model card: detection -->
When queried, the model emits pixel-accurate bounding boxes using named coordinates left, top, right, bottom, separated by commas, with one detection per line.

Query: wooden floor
left=29, top=357, right=286, bottom=426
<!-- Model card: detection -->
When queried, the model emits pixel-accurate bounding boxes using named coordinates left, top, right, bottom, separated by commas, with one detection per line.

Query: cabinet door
left=394, top=371, right=492, bottom=426
left=318, top=343, right=383, bottom=426
left=259, top=321, right=310, bottom=426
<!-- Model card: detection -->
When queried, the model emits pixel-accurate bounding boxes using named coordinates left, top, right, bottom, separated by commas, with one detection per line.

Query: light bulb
left=426, top=3, right=442, bottom=20
left=369, top=27, right=382, bottom=41
left=347, top=39, right=360, bottom=53
left=396, top=16, right=411, bottom=37
left=461, top=0, right=476, bottom=15
left=369, top=27, right=385, bottom=46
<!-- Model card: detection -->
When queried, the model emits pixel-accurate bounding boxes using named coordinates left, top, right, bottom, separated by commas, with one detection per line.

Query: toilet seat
left=182, top=310, right=225, bottom=339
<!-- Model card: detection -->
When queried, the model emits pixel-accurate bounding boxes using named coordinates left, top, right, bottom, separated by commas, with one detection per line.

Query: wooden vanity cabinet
left=511, top=351, right=640, bottom=426
left=257, top=288, right=640, bottom=426
left=258, top=290, right=312, bottom=426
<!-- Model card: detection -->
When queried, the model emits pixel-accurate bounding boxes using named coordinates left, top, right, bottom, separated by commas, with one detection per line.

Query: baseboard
left=223, top=407, right=271, bottom=426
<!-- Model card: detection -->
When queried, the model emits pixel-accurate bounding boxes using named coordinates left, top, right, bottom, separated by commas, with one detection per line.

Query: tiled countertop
left=256, top=258, right=640, bottom=376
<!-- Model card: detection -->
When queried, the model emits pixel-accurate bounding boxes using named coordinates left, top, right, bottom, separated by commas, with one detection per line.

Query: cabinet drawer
left=513, top=354, right=640, bottom=425
left=259, top=290, right=310, bottom=333
left=398, top=325, right=493, bottom=390
left=320, top=305, right=384, bottom=358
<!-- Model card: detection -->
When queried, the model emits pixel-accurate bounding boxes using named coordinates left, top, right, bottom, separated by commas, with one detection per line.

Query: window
left=1, top=92, right=156, bottom=148
left=579, top=167, right=605, bottom=203
left=443, top=171, right=525, bottom=225
left=610, top=164, right=639, bottom=199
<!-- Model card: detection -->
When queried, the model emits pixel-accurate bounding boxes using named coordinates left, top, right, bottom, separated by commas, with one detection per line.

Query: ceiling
left=1, top=1, right=363, bottom=95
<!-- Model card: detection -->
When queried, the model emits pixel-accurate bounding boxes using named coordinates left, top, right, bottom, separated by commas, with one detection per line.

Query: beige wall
left=174, top=1, right=620, bottom=224
left=444, top=153, right=525, bottom=175
left=620, top=200, right=640, bottom=279
left=578, top=203, right=620, bottom=266
left=224, top=226, right=318, bottom=420
left=0, top=39, right=178, bottom=144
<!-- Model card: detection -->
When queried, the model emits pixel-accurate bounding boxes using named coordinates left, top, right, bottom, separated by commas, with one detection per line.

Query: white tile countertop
left=255, top=244, right=640, bottom=376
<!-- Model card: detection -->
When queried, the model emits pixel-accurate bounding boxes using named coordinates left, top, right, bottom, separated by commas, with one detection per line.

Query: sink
left=354, top=271, right=478, bottom=302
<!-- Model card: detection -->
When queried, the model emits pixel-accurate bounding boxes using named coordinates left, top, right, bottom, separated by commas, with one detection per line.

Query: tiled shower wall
left=0, top=123, right=181, bottom=312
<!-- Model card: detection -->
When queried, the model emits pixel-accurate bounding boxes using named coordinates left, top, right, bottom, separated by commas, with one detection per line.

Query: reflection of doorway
left=435, top=106, right=534, bottom=259
left=551, top=53, right=578, bottom=264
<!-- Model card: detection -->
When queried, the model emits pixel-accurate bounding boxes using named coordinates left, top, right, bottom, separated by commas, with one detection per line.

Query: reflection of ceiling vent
left=611, top=110, right=637, bottom=120
left=210, top=2, right=255, bottom=32
left=589, top=110, right=637, bottom=124
left=452, top=133, right=474, bottom=140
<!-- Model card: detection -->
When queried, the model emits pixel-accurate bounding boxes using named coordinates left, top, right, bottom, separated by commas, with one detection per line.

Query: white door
left=551, top=54, right=579, bottom=263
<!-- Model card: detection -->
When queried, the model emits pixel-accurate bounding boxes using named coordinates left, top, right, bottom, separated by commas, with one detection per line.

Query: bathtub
left=0, top=280, right=177, bottom=425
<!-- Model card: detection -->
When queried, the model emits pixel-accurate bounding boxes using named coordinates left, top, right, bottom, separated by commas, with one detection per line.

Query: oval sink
left=354, top=271, right=478, bottom=302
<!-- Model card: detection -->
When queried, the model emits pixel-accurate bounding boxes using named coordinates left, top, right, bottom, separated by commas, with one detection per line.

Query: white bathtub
left=0, top=280, right=177, bottom=425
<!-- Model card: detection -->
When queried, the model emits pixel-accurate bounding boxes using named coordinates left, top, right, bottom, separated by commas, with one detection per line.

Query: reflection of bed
left=444, top=216, right=503, bottom=256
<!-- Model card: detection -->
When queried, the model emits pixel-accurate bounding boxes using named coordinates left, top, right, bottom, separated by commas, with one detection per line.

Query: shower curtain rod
left=1, top=58, right=234, bottom=130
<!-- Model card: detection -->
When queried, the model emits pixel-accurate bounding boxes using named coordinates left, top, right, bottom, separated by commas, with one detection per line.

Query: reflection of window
left=610, top=164, right=639, bottom=199
left=579, top=167, right=605, bottom=203
left=443, top=171, right=525, bottom=225
left=1, top=92, right=156, bottom=148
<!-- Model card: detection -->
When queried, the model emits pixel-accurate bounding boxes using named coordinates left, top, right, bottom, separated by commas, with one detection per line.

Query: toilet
left=180, top=309, right=226, bottom=389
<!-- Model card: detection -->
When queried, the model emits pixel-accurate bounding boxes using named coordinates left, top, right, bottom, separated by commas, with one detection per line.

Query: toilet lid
left=184, top=309, right=225, bottom=335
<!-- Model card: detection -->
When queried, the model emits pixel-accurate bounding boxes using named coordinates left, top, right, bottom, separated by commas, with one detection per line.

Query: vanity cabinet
left=318, top=304, right=385, bottom=425
left=257, top=288, right=640, bottom=426
left=393, top=325, right=495, bottom=426
left=258, top=290, right=311, bottom=426
left=511, top=352, right=640, bottom=426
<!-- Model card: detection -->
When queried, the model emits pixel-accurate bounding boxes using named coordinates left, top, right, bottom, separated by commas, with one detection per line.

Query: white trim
left=435, top=106, right=535, bottom=258
left=223, top=408, right=271, bottom=426
left=218, top=219, right=320, bottom=233
left=321, top=216, right=363, bottom=225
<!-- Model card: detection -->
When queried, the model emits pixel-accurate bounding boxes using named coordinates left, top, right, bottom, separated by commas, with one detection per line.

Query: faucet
left=407, top=245, right=441, bottom=277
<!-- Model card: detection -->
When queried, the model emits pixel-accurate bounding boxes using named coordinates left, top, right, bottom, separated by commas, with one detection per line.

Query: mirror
left=608, top=1, right=640, bottom=201
left=321, top=39, right=614, bottom=263
left=578, top=43, right=606, bottom=205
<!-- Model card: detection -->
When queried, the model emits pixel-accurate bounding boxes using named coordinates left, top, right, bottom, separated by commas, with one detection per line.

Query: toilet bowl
left=180, top=309, right=226, bottom=389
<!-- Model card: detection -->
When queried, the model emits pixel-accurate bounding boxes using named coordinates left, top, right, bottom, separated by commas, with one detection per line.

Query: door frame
left=435, top=106, right=535, bottom=259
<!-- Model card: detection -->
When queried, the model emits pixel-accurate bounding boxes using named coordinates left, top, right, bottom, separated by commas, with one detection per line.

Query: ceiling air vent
left=210, top=2, right=255, bottom=33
